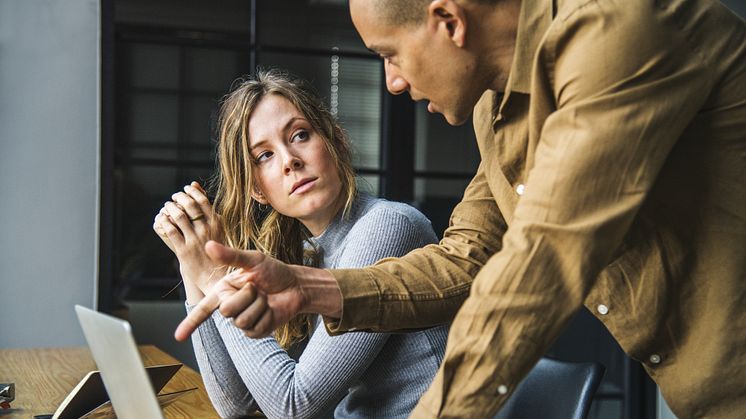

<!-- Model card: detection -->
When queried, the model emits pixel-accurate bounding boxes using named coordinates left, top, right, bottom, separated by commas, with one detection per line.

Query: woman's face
left=248, top=93, right=343, bottom=236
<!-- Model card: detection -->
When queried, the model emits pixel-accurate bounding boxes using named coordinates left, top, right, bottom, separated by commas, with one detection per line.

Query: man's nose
left=384, top=61, right=409, bottom=95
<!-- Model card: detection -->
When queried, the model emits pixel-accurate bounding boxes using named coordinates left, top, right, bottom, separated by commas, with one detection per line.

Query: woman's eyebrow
left=249, top=117, right=308, bottom=150
left=249, top=139, right=266, bottom=151
left=284, top=117, right=306, bottom=131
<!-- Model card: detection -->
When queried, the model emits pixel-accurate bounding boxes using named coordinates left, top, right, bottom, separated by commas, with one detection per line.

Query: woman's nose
left=283, top=154, right=303, bottom=174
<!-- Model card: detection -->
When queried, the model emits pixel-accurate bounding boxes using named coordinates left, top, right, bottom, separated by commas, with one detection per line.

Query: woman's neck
left=299, top=193, right=348, bottom=237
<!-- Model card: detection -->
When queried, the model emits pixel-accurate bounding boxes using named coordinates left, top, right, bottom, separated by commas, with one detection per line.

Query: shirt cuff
left=323, top=268, right=381, bottom=334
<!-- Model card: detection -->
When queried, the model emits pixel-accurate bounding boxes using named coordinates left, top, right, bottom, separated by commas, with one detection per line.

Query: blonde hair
left=213, top=69, right=357, bottom=348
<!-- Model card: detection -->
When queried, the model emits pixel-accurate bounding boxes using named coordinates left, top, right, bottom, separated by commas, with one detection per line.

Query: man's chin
left=442, top=111, right=470, bottom=126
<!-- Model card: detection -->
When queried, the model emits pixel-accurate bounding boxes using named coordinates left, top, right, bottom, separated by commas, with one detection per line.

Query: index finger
left=175, top=291, right=220, bottom=341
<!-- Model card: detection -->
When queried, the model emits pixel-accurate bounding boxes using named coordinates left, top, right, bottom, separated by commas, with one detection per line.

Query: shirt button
left=516, top=184, right=525, bottom=195
left=497, top=385, right=508, bottom=395
left=597, top=304, right=609, bottom=315
left=649, top=354, right=661, bottom=364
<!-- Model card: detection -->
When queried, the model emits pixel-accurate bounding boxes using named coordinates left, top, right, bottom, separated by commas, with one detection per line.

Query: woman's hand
left=153, top=181, right=227, bottom=298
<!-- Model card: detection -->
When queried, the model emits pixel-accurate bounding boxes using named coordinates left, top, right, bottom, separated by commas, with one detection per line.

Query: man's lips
left=291, top=177, right=317, bottom=194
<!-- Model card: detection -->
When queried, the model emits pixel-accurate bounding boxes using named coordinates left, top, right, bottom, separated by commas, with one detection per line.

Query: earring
left=257, top=202, right=270, bottom=212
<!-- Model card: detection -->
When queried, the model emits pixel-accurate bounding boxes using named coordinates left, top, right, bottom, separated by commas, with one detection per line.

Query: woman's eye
left=255, top=151, right=272, bottom=163
left=292, top=130, right=309, bottom=142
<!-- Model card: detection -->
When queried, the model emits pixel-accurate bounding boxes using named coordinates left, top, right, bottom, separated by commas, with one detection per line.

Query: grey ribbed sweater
left=187, top=194, right=449, bottom=418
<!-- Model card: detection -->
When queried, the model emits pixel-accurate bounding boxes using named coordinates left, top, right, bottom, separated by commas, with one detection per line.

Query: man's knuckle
left=218, top=304, right=231, bottom=317
left=234, top=316, right=248, bottom=329
left=242, top=286, right=256, bottom=299
left=257, top=296, right=268, bottom=310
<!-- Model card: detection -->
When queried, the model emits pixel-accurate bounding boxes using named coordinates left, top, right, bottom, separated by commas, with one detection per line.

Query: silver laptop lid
left=74, top=305, right=164, bottom=419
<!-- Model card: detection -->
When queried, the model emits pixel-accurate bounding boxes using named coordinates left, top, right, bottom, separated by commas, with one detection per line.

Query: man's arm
left=412, top=2, right=711, bottom=417
left=326, top=163, right=506, bottom=332
left=175, top=243, right=342, bottom=342
left=175, top=163, right=506, bottom=340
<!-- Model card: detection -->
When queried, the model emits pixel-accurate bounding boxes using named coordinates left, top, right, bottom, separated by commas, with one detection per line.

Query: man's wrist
left=296, top=266, right=342, bottom=318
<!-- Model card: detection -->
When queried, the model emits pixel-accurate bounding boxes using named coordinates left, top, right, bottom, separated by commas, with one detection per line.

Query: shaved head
left=350, top=0, right=518, bottom=125
left=360, top=0, right=500, bottom=26
left=375, top=0, right=432, bottom=25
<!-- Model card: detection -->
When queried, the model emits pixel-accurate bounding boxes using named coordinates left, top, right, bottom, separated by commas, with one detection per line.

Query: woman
left=153, top=69, right=448, bottom=419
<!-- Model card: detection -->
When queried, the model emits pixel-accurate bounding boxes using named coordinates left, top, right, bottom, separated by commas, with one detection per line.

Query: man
left=177, top=0, right=746, bottom=417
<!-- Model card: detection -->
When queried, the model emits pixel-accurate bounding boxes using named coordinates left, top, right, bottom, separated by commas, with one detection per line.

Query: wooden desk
left=0, top=345, right=219, bottom=418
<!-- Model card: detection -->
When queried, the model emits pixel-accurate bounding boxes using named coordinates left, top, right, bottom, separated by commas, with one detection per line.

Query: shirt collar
left=507, top=0, right=555, bottom=95
left=490, top=0, right=555, bottom=129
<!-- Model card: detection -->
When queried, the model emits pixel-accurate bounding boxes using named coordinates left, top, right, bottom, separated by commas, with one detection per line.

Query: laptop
left=73, top=305, right=171, bottom=419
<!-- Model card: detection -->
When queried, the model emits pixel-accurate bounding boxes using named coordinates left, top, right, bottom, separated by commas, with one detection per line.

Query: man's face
left=350, top=0, right=483, bottom=126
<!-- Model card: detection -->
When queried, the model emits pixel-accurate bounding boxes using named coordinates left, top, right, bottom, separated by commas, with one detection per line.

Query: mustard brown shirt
left=328, top=0, right=746, bottom=417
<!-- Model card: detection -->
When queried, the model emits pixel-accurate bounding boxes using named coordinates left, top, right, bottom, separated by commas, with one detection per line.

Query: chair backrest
left=493, top=357, right=605, bottom=419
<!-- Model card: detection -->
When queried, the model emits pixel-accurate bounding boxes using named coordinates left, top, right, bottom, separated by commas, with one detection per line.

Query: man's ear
left=252, top=188, right=268, bottom=205
left=427, top=0, right=467, bottom=48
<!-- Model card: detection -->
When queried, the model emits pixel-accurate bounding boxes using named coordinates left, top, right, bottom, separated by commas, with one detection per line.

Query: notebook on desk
left=59, top=305, right=196, bottom=419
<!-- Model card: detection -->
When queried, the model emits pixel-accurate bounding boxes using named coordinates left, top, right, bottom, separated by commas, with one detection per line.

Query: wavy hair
left=213, top=69, right=357, bottom=348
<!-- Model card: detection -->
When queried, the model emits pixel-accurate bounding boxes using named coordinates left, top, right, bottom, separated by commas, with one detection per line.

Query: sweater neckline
left=308, top=193, right=375, bottom=260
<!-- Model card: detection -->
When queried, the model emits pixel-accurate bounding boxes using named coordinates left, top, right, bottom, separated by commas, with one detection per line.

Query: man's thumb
left=204, top=240, right=263, bottom=268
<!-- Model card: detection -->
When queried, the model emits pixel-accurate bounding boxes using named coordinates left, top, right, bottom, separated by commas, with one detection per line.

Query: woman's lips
left=291, top=178, right=317, bottom=195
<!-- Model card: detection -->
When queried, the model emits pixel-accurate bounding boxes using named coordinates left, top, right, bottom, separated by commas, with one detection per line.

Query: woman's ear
left=252, top=188, right=268, bottom=205
left=427, top=0, right=467, bottom=48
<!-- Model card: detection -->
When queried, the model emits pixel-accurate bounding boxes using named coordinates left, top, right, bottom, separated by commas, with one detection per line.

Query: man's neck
left=468, top=0, right=522, bottom=92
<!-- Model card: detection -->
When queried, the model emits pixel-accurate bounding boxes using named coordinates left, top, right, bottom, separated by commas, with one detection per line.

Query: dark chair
left=494, top=357, right=605, bottom=419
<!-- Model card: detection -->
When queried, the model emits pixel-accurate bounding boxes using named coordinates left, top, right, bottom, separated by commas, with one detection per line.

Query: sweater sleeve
left=200, top=204, right=438, bottom=419
left=186, top=305, right=258, bottom=418
left=337, top=203, right=439, bottom=274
